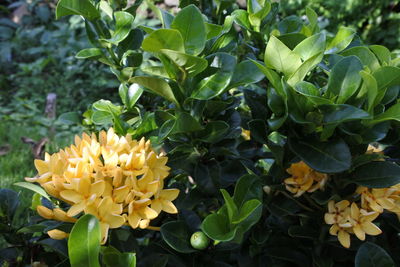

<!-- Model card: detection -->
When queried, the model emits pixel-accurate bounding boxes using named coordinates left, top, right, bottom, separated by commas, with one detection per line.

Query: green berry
left=190, top=231, right=210, bottom=250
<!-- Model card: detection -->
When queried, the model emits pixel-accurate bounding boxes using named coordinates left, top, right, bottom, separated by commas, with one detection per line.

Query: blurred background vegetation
left=0, top=0, right=399, bottom=194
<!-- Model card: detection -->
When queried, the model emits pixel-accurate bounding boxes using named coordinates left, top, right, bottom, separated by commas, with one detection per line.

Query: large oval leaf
left=56, top=0, right=100, bottom=20
left=289, top=138, right=351, bottom=173
left=129, top=76, right=178, bottom=105
left=160, top=221, right=196, bottom=253
left=142, top=29, right=184, bottom=53
left=355, top=242, right=395, bottom=267
left=68, top=214, right=101, bottom=267
left=349, top=161, right=400, bottom=188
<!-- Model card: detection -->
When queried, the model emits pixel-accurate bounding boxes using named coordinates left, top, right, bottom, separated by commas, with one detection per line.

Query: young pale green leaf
left=355, top=242, right=395, bottom=267
left=232, top=10, right=251, bottom=31
left=228, top=60, right=265, bottom=88
left=160, top=221, right=196, bottom=253
left=250, top=60, right=284, bottom=96
left=160, top=49, right=208, bottom=77
left=368, top=102, right=400, bottom=125
left=142, top=29, right=185, bottom=53
left=293, top=82, right=333, bottom=106
left=232, top=199, right=261, bottom=224
left=118, top=83, right=143, bottom=109
left=293, top=33, right=325, bottom=61
left=220, top=189, right=238, bottom=222
left=369, top=45, right=391, bottom=65
left=102, top=247, right=136, bottom=267
left=289, top=138, right=351, bottom=173
left=372, top=66, right=400, bottom=90
left=201, top=212, right=237, bottom=242
left=248, top=0, right=271, bottom=29
left=171, top=5, right=206, bottom=55
left=325, top=26, right=355, bottom=54
left=92, top=100, right=121, bottom=114
left=287, top=52, right=323, bottom=87
left=68, top=214, right=101, bottom=267
left=103, top=12, right=134, bottom=45
left=265, top=35, right=302, bottom=77
left=91, top=110, right=113, bottom=125
left=341, top=46, right=380, bottom=71
left=321, top=104, right=371, bottom=124
left=129, top=76, right=178, bottom=105
left=14, top=182, right=51, bottom=201
left=233, top=175, right=262, bottom=209
left=359, top=70, right=378, bottom=113
left=350, top=161, right=400, bottom=188
left=306, top=7, right=318, bottom=29
left=76, top=48, right=103, bottom=60
left=326, top=56, right=363, bottom=104
left=56, top=0, right=100, bottom=20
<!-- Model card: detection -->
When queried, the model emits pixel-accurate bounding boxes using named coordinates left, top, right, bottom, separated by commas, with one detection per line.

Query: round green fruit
left=190, top=231, right=210, bottom=250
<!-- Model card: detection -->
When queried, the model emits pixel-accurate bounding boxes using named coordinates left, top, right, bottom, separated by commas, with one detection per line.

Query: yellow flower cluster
left=284, top=161, right=328, bottom=197
left=324, top=200, right=381, bottom=248
left=26, top=128, right=179, bottom=244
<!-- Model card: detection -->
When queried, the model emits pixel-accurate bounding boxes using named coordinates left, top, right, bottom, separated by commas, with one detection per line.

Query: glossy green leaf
left=129, top=76, right=178, bottom=105
left=228, top=60, right=264, bottom=88
left=191, top=53, right=236, bottom=100
left=355, top=242, right=394, bottom=267
left=220, top=189, right=238, bottom=222
left=287, top=52, right=323, bottom=86
left=327, top=56, right=363, bottom=103
left=325, top=26, right=355, bottom=54
left=289, top=138, right=351, bottom=173
left=293, top=33, right=325, bottom=61
left=104, top=12, right=134, bottom=45
left=306, top=7, right=318, bottom=29
left=350, top=161, right=400, bottom=188
left=171, top=5, right=206, bottom=55
left=265, top=35, right=302, bottom=76
left=232, top=199, right=261, bottom=224
left=142, top=29, right=185, bottom=53
left=341, top=46, right=380, bottom=71
left=197, top=121, right=229, bottom=143
left=160, top=49, right=208, bottom=77
left=68, top=214, right=101, bottom=267
left=293, top=82, right=333, bottom=106
left=160, top=221, right=196, bottom=253
left=232, top=10, right=251, bottom=31
left=201, top=212, right=237, bottom=242
left=369, top=45, right=391, bottom=65
left=146, top=0, right=174, bottom=28
left=370, top=102, right=400, bottom=124
left=372, top=66, right=400, bottom=90
left=102, top=247, right=136, bottom=267
left=92, top=99, right=121, bottom=114
left=233, top=174, right=262, bottom=209
left=91, top=110, right=113, bottom=125
left=76, top=48, right=103, bottom=59
left=251, top=60, right=284, bottom=96
left=358, top=70, right=378, bottom=112
left=118, top=83, right=143, bottom=109
left=14, top=182, right=51, bottom=201
left=0, top=189, right=19, bottom=221
left=56, top=0, right=100, bottom=20
left=321, top=104, right=371, bottom=124
left=173, top=112, right=203, bottom=133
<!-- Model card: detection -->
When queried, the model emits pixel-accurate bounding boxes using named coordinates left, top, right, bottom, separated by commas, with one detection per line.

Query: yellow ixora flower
left=284, top=161, right=328, bottom=197
left=324, top=200, right=382, bottom=248
left=27, top=128, right=179, bottom=244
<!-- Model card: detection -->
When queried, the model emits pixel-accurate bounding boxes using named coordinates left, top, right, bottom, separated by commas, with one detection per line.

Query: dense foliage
left=1, top=0, right=400, bottom=266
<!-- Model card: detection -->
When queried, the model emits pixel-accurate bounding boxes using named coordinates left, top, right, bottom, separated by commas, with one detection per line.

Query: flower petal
left=338, top=230, right=351, bottom=248
left=161, top=200, right=178, bottom=214
left=362, top=222, right=382, bottom=236
left=160, top=189, right=180, bottom=201
left=60, top=190, right=84, bottom=203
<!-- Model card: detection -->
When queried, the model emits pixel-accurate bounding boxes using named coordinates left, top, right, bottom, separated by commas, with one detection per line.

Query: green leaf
left=325, top=26, right=355, bottom=54
left=160, top=221, right=196, bottom=253
left=350, top=161, right=400, bottom=188
left=228, top=60, right=264, bottom=88
left=191, top=53, right=236, bottom=100
left=68, top=214, right=101, bottom=267
left=104, top=11, right=134, bottom=45
left=355, top=242, right=395, bottom=267
left=358, top=70, right=378, bottom=113
left=220, top=189, right=238, bottom=222
left=369, top=45, right=391, bottom=65
left=92, top=99, right=121, bottom=114
left=201, top=212, right=237, bottom=242
left=196, top=121, right=229, bottom=143
left=233, top=174, right=262, bottom=209
left=289, top=138, right=351, bottom=173
left=172, top=112, right=203, bottom=133
left=76, top=48, right=103, bottom=60
left=293, top=33, right=325, bottom=61
left=160, top=49, right=208, bottom=77
left=232, top=10, right=251, bottom=31
left=251, top=60, right=283, bottom=94
left=56, top=0, right=100, bottom=20
left=327, top=56, right=363, bottom=104
left=129, top=76, right=178, bottom=105
left=171, top=5, right=206, bottom=55
left=0, top=189, right=19, bottom=222
left=341, top=46, right=380, bottom=71
left=118, top=83, right=143, bottom=109
left=102, top=247, right=136, bottom=267
left=146, top=0, right=174, bottom=28
left=58, top=111, right=81, bottom=125
left=372, top=66, right=400, bottom=90
left=232, top=199, right=261, bottom=224
left=287, top=52, right=323, bottom=87
left=306, top=7, right=318, bottom=29
left=370, top=102, right=400, bottom=124
left=264, top=35, right=302, bottom=77
left=13, top=182, right=51, bottom=201
left=91, top=110, right=113, bottom=125
left=321, top=104, right=371, bottom=124
left=293, top=82, right=333, bottom=106
left=142, top=29, right=185, bottom=53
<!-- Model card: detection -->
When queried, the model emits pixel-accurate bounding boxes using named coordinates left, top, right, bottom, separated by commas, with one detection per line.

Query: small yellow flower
left=47, top=229, right=69, bottom=240
left=241, top=129, right=251, bottom=140
left=357, top=186, right=398, bottom=213
left=27, top=128, right=179, bottom=244
left=324, top=201, right=382, bottom=248
left=284, top=161, right=328, bottom=197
